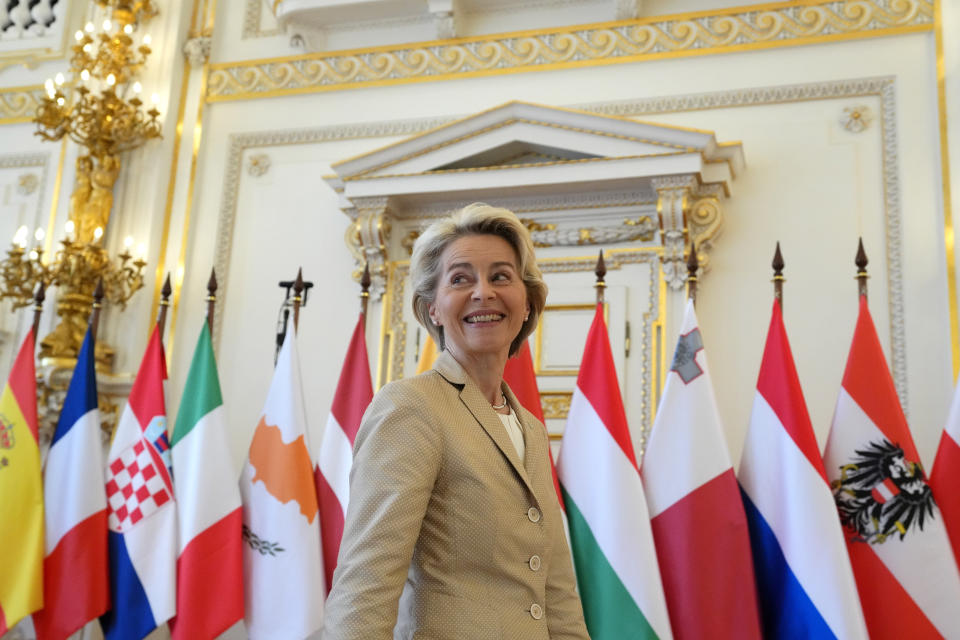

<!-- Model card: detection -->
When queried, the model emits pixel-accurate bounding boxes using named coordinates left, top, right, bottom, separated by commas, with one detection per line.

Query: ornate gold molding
left=206, top=0, right=931, bottom=102
left=0, top=85, right=45, bottom=124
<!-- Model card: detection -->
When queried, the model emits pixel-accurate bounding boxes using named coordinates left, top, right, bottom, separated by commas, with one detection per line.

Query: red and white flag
left=931, top=378, right=960, bottom=566
left=641, top=299, right=762, bottom=640
left=315, top=314, right=373, bottom=593
left=824, top=296, right=960, bottom=638
left=503, top=340, right=563, bottom=508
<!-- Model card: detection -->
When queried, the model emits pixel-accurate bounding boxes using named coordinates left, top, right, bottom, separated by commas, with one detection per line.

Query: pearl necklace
left=491, top=393, right=507, bottom=410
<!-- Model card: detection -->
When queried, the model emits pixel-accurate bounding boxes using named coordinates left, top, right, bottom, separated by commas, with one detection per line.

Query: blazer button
left=527, top=507, right=541, bottom=523
left=530, top=603, right=543, bottom=620
left=529, top=555, right=541, bottom=571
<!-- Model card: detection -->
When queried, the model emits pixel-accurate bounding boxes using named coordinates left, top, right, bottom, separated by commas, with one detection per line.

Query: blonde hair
left=410, top=203, right=547, bottom=357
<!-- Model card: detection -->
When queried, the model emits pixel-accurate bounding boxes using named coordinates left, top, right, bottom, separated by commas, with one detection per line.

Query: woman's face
left=428, top=234, right=529, bottom=364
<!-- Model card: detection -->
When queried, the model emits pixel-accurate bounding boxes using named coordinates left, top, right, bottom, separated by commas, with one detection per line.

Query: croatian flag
left=738, top=300, right=867, bottom=639
left=824, top=296, right=960, bottom=638
left=32, top=328, right=109, bottom=640
left=100, top=326, right=177, bottom=640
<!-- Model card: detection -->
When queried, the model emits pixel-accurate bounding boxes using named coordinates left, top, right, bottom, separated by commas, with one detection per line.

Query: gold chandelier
left=0, top=0, right=161, bottom=370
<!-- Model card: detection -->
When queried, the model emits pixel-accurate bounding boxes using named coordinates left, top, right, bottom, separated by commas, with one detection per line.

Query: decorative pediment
left=324, top=101, right=744, bottom=296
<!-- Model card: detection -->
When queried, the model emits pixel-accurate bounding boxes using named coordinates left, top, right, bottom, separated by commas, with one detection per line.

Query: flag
left=100, top=325, right=177, bottom=640
left=316, top=313, right=373, bottom=594
left=416, top=333, right=438, bottom=374
left=824, top=295, right=960, bottom=637
left=738, top=300, right=867, bottom=638
left=168, top=323, right=243, bottom=639
left=0, top=329, right=43, bottom=634
left=241, top=330, right=324, bottom=639
left=931, top=377, right=960, bottom=567
left=642, top=299, right=762, bottom=639
left=504, top=340, right=564, bottom=508
left=557, top=303, right=672, bottom=640
left=33, top=328, right=109, bottom=640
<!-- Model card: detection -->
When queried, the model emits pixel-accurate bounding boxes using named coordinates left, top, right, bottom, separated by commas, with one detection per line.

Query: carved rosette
left=346, top=197, right=392, bottom=298
left=183, top=35, right=212, bottom=67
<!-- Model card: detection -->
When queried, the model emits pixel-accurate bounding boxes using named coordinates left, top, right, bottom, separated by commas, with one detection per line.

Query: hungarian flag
left=642, top=299, right=762, bottom=640
left=241, top=330, right=324, bottom=638
left=504, top=340, right=563, bottom=508
left=931, top=379, right=960, bottom=566
left=738, top=300, right=867, bottom=639
left=824, top=296, right=960, bottom=637
left=100, top=325, right=177, bottom=640
left=33, top=328, right=109, bottom=640
left=168, top=323, right=243, bottom=639
left=0, top=329, right=44, bottom=635
left=557, top=303, right=672, bottom=640
left=316, top=313, right=373, bottom=594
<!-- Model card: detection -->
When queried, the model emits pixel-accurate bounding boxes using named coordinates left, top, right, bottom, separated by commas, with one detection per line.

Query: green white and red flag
left=557, top=304, right=672, bottom=640
left=168, top=323, right=244, bottom=640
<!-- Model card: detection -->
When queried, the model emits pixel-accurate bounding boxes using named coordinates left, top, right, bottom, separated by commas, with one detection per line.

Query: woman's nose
left=472, top=279, right=494, bottom=299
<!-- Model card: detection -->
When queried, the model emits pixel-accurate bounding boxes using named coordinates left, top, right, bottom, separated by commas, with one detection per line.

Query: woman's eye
left=493, top=272, right=511, bottom=282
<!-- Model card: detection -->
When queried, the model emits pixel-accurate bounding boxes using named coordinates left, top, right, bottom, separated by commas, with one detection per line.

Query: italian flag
left=557, top=304, right=672, bottom=640
left=168, top=324, right=244, bottom=640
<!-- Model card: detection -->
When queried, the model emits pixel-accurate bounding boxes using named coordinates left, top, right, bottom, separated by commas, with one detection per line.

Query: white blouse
left=497, top=407, right=525, bottom=461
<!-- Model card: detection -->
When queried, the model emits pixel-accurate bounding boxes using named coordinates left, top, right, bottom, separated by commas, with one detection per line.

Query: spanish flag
left=0, top=330, right=43, bottom=634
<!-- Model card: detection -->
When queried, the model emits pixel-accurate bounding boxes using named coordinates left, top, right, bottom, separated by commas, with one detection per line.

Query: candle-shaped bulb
left=132, top=81, right=142, bottom=94
left=54, top=72, right=64, bottom=85
left=150, top=92, right=160, bottom=105
left=34, top=228, right=45, bottom=242
left=93, top=227, right=103, bottom=241
left=106, top=74, right=116, bottom=86
left=64, top=220, right=75, bottom=236
left=75, top=30, right=84, bottom=41
left=123, top=24, right=133, bottom=35
left=142, top=34, right=151, bottom=46
left=44, top=79, right=55, bottom=97
left=56, top=97, right=65, bottom=106
left=124, top=236, right=134, bottom=248
left=28, top=250, right=38, bottom=261
left=102, top=19, right=112, bottom=31
left=80, top=69, right=90, bottom=82
left=84, top=22, right=94, bottom=33
left=82, top=43, right=93, bottom=54
left=13, top=225, right=28, bottom=245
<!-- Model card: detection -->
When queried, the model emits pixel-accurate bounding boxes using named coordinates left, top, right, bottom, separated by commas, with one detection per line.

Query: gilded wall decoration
left=246, top=152, right=271, bottom=176
left=841, top=105, right=873, bottom=132
left=0, top=85, right=45, bottom=124
left=207, top=0, right=931, bottom=102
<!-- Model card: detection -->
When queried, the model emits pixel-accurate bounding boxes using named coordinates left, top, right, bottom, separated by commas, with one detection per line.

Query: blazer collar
left=433, top=350, right=538, bottom=498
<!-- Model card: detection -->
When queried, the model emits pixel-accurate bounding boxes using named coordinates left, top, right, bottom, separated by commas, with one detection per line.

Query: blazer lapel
left=433, top=351, right=535, bottom=496
left=502, top=382, right=551, bottom=507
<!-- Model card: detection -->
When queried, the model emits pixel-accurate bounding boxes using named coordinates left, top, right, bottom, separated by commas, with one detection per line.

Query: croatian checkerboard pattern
left=106, top=439, right=171, bottom=532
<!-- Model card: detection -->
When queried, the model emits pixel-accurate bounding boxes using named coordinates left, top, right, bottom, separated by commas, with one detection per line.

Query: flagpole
left=157, top=273, right=172, bottom=336
left=687, top=242, right=699, bottom=304
left=206, top=268, right=217, bottom=332
left=772, top=242, right=784, bottom=308
left=89, top=278, right=105, bottom=342
left=360, top=262, right=371, bottom=329
left=855, top=237, right=869, bottom=300
left=292, top=268, right=304, bottom=333
left=594, top=250, right=606, bottom=305
left=31, top=282, right=45, bottom=339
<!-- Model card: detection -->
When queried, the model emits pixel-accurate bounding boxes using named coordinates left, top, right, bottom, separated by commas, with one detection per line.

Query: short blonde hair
left=410, top=203, right=547, bottom=357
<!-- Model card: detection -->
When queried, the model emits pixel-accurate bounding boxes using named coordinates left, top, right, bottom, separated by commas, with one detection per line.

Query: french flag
left=32, top=329, right=109, bottom=640
left=738, top=300, right=868, bottom=639
left=100, top=327, right=177, bottom=640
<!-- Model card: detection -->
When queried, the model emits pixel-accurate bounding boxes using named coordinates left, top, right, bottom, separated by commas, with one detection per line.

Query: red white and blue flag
left=738, top=300, right=867, bottom=639
left=824, top=296, right=960, bottom=638
left=100, top=326, right=177, bottom=640
left=641, top=299, right=762, bottom=640
left=32, top=328, right=109, bottom=640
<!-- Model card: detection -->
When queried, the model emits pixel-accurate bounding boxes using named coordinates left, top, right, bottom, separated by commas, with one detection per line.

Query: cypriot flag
left=240, top=331, right=324, bottom=640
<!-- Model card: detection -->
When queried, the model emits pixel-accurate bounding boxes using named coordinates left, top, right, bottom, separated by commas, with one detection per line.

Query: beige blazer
left=321, top=350, right=589, bottom=640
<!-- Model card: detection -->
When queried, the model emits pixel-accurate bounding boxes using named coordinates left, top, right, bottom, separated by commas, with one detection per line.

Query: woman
left=322, top=204, right=589, bottom=640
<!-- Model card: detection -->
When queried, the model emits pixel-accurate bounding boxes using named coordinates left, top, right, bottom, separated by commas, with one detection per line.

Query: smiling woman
left=321, top=204, right=588, bottom=640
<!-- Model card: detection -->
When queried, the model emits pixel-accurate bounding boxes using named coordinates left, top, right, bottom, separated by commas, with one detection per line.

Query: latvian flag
left=824, top=295, right=960, bottom=638
left=33, top=328, right=109, bottom=640
left=557, top=303, right=672, bottom=640
left=738, top=300, right=867, bottom=639
left=316, top=312, right=373, bottom=594
left=642, top=299, right=762, bottom=639
left=930, top=376, right=960, bottom=566
left=100, top=326, right=177, bottom=640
